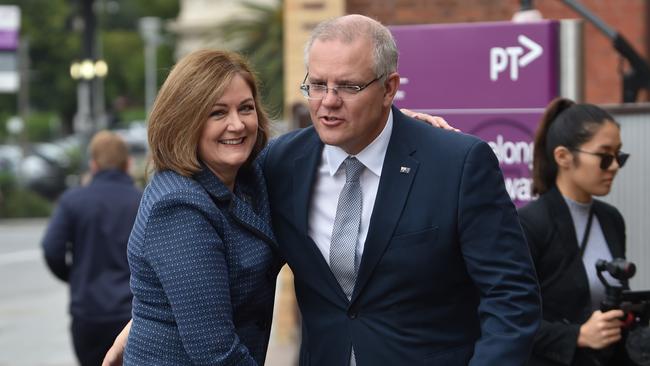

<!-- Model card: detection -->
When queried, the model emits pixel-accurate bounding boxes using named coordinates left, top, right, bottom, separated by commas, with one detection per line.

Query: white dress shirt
left=308, top=110, right=393, bottom=267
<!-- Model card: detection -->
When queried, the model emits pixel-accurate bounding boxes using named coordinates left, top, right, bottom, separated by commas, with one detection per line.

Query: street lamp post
left=71, top=59, right=108, bottom=128
left=512, top=0, right=543, bottom=22
left=70, top=58, right=108, bottom=172
left=139, top=17, right=161, bottom=118
left=73, top=0, right=97, bottom=137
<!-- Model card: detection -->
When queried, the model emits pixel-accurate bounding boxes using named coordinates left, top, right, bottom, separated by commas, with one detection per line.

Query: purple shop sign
left=390, top=20, right=559, bottom=109
left=390, top=21, right=561, bottom=206
left=0, top=30, right=18, bottom=50
left=418, top=110, right=540, bottom=207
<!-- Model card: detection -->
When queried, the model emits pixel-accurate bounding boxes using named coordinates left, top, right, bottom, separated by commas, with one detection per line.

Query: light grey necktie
left=330, top=157, right=364, bottom=366
left=330, top=156, right=364, bottom=299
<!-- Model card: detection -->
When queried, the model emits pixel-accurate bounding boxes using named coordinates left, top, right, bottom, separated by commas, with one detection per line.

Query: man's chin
left=315, top=132, right=344, bottom=148
left=314, top=125, right=342, bottom=145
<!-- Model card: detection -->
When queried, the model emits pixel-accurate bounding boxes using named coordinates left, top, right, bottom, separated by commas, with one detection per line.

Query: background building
left=170, top=0, right=277, bottom=58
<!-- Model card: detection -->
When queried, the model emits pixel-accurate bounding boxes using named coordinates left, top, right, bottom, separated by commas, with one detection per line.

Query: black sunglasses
left=572, top=149, right=630, bottom=170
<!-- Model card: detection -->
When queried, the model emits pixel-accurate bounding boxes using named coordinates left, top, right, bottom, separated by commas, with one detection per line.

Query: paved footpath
left=0, top=219, right=73, bottom=366
left=0, top=218, right=297, bottom=366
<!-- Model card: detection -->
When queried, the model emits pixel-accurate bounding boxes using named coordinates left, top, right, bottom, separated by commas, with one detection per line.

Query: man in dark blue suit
left=262, top=14, right=541, bottom=365
left=42, top=131, right=141, bottom=366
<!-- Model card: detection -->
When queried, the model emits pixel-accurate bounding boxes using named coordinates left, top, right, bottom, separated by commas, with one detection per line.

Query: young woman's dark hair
left=532, top=97, right=618, bottom=195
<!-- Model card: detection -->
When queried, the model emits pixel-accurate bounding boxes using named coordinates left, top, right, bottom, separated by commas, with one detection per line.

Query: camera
left=596, top=258, right=650, bottom=366
left=596, top=259, right=649, bottom=323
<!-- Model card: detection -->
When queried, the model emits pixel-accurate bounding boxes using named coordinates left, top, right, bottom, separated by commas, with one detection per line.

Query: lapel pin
left=400, top=166, right=411, bottom=174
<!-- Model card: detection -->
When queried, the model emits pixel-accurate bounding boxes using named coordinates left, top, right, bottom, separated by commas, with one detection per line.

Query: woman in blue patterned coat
left=117, top=49, right=281, bottom=365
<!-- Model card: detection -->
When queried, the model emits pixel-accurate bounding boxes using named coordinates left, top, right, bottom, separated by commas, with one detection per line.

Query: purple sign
left=418, top=110, right=540, bottom=206
left=0, top=30, right=18, bottom=50
left=0, top=6, right=20, bottom=51
left=391, top=21, right=558, bottom=109
left=390, top=21, right=560, bottom=206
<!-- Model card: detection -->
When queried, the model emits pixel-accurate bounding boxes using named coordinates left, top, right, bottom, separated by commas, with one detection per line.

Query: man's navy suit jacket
left=262, top=107, right=541, bottom=366
left=42, top=169, right=142, bottom=322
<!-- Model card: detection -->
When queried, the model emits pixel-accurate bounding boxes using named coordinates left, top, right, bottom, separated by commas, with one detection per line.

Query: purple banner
left=418, top=110, right=540, bottom=206
left=0, top=30, right=18, bottom=50
left=391, top=21, right=558, bottom=109
left=390, top=21, right=560, bottom=206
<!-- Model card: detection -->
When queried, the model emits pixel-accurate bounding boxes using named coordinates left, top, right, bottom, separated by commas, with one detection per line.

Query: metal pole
left=83, top=0, right=96, bottom=133
left=139, top=17, right=161, bottom=118
left=17, top=36, right=28, bottom=153
left=93, top=0, right=107, bottom=130
left=559, top=0, right=650, bottom=102
left=559, top=19, right=584, bottom=102
left=520, top=0, right=534, bottom=11
left=144, top=40, right=156, bottom=116
left=559, top=0, right=616, bottom=39
left=73, top=0, right=96, bottom=133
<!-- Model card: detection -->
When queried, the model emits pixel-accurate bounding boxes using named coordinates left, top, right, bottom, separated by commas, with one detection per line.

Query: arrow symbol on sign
left=518, top=35, right=543, bottom=67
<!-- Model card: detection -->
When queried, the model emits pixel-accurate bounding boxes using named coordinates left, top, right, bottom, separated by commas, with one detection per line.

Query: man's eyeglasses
left=299, top=73, right=383, bottom=100
left=572, top=149, right=630, bottom=170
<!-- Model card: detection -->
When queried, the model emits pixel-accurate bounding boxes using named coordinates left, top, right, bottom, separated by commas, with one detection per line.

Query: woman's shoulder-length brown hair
left=147, top=49, right=270, bottom=177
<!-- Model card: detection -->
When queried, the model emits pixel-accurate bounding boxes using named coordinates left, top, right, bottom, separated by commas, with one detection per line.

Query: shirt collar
left=324, top=109, right=393, bottom=177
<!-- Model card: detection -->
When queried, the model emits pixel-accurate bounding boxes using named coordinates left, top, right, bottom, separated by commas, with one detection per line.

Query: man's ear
left=383, top=72, right=401, bottom=107
left=553, top=146, right=574, bottom=169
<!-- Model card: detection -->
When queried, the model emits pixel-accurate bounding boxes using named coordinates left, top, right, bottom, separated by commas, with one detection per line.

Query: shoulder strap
left=579, top=207, right=595, bottom=258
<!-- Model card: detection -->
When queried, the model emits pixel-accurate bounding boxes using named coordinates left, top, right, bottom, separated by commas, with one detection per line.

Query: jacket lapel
left=547, top=187, right=581, bottom=254
left=229, top=195, right=276, bottom=246
left=292, top=133, right=351, bottom=303
left=546, top=187, right=590, bottom=293
left=293, top=132, right=323, bottom=236
left=593, top=202, right=625, bottom=259
left=352, top=109, right=419, bottom=303
left=195, top=166, right=276, bottom=246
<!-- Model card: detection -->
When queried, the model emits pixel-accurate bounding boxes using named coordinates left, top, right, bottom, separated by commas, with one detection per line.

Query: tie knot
left=344, top=157, right=364, bottom=183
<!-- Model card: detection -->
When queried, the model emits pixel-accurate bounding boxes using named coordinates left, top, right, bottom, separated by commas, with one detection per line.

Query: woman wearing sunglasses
left=519, top=97, right=631, bottom=366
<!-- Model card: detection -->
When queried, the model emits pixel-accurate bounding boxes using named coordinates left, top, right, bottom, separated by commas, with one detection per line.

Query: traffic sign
left=0, top=6, right=20, bottom=51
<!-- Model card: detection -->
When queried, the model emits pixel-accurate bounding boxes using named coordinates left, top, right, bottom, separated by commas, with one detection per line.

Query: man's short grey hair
left=304, top=15, right=399, bottom=81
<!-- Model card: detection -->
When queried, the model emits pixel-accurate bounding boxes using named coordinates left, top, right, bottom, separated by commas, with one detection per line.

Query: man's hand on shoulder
left=400, top=108, right=460, bottom=132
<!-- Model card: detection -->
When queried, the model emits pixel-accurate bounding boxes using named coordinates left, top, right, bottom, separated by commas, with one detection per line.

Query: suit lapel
left=293, top=132, right=323, bottom=235
left=593, top=202, right=624, bottom=258
left=547, top=188, right=581, bottom=255
left=352, top=109, right=419, bottom=303
left=196, top=166, right=276, bottom=246
left=229, top=195, right=276, bottom=246
left=547, top=187, right=590, bottom=292
left=292, top=132, right=350, bottom=302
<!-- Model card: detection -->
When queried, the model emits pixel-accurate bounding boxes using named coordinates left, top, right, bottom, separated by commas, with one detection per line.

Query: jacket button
left=348, top=312, right=357, bottom=319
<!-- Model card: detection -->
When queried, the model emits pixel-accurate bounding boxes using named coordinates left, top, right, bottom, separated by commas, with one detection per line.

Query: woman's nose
left=227, top=113, right=246, bottom=131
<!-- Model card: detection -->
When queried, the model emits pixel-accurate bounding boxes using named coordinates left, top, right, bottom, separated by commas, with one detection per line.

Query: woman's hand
left=577, top=309, right=625, bottom=349
left=102, top=319, right=132, bottom=366
left=400, top=108, right=460, bottom=132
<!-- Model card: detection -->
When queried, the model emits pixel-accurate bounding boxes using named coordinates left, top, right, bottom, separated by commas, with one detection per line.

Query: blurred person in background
left=42, top=130, right=142, bottom=366
left=519, top=98, right=632, bottom=366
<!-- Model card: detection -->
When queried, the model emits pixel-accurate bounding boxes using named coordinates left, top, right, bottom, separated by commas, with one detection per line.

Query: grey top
left=563, top=195, right=614, bottom=311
